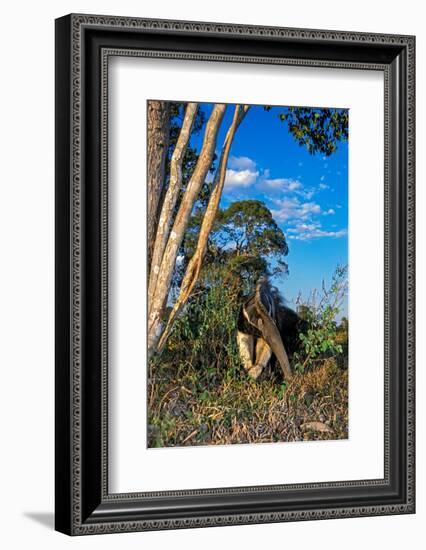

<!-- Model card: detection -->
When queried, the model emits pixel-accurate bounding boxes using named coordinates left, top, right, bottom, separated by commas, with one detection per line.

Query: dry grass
left=147, top=357, right=348, bottom=448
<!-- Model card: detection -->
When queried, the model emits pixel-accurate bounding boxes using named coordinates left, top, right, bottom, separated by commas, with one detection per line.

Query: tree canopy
left=264, top=106, right=348, bottom=156
left=179, top=200, right=288, bottom=290
left=148, top=102, right=348, bottom=356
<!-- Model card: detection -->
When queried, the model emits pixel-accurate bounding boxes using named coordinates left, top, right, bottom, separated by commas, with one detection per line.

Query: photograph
left=52, top=10, right=415, bottom=538
left=147, top=100, right=349, bottom=448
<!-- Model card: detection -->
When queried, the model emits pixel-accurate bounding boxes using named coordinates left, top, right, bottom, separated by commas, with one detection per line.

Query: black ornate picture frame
left=55, top=14, right=415, bottom=535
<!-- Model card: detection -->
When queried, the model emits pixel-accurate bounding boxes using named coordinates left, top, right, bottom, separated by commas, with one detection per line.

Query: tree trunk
left=147, top=101, right=170, bottom=268
left=147, top=103, right=227, bottom=357
left=148, top=103, right=198, bottom=310
left=157, top=105, right=250, bottom=352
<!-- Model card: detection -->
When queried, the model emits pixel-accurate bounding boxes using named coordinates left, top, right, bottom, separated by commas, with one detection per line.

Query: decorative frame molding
left=55, top=13, right=415, bottom=535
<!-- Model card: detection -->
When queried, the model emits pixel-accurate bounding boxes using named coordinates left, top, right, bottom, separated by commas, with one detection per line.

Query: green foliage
left=168, top=104, right=347, bottom=293
left=293, top=265, right=348, bottom=373
left=148, top=349, right=349, bottom=447
left=276, top=382, right=288, bottom=400
left=148, top=103, right=349, bottom=447
left=149, top=265, right=349, bottom=447
left=164, top=267, right=242, bottom=374
left=280, top=107, right=348, bottom=156
left=180, top=200, right=289, bottom=291
left=216, top=200, right=288, bottom=258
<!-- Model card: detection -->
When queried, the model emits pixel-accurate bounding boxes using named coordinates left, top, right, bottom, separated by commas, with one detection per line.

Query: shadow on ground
left=24, top=512, right=54, bottom=530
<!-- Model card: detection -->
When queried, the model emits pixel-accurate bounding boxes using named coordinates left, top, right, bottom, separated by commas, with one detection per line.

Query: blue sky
left=190, top=103, right=348, bottom=318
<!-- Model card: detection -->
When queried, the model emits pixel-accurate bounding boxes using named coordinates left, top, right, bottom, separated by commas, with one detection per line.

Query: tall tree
left=148, top=104, right=226, bottom=356
left=147, top=104, right=348, bottom=358
left=147, top=101, right=170, bottom=267
left=158, top=105, right=249, bottom=351
left=214, top=199, right=288, bottom=278
left=148, top=103, right=198, bottom=309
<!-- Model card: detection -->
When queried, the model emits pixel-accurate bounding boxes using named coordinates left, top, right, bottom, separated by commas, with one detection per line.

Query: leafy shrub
left=163, top=266, right=242, bottom=374
left=149, top=265, right=349, bottom=447
left=293, top=265, right=348, bottom=373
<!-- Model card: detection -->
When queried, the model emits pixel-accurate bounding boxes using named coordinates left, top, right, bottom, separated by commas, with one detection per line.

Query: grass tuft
left=148, top=357, right=348, bottom=447
left=148, top=269, right=348, bottom=448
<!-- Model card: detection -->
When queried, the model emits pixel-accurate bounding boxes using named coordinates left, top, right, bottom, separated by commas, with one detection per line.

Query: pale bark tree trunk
left=147, top=101, right=170, bottom=268
left=148, top=103, right=198, bottom=311
left=147, top=103, right=227, bottom=357
left=157, top=105, right=250, bottom=352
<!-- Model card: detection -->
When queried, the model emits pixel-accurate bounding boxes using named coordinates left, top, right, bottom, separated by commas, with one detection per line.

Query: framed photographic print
left=55, top=14, right=415, bottom=535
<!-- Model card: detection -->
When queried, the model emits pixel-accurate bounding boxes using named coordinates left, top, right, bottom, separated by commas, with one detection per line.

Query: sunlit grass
left=148, top=357, right=348, bottom=447
left=148, top=268, right=348, bottom=448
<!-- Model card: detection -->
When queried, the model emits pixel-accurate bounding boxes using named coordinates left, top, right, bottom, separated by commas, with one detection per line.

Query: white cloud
left=287, top=222, right=347, bottom=241
left=289, top=228, right=347, bottom=241
left=258, top=177, right=302, bottom=192
left=323, top=208, right=335, bottom=216
left=224, top=168, right=259, bottom=188
left=288, top=180, right=303, bottom=191
left=299, top=188, right=316, bottom=200
left=228, top=155, right=257, bottom=171
left=319, top=183, right=329, bottom=190
left=271, top=197, right=321, bottom=223
left=287, top=222, right=321, bottom=234
left=320, top=175, right=326, bottom=182
left=224, top=156, right=259, bottom=189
